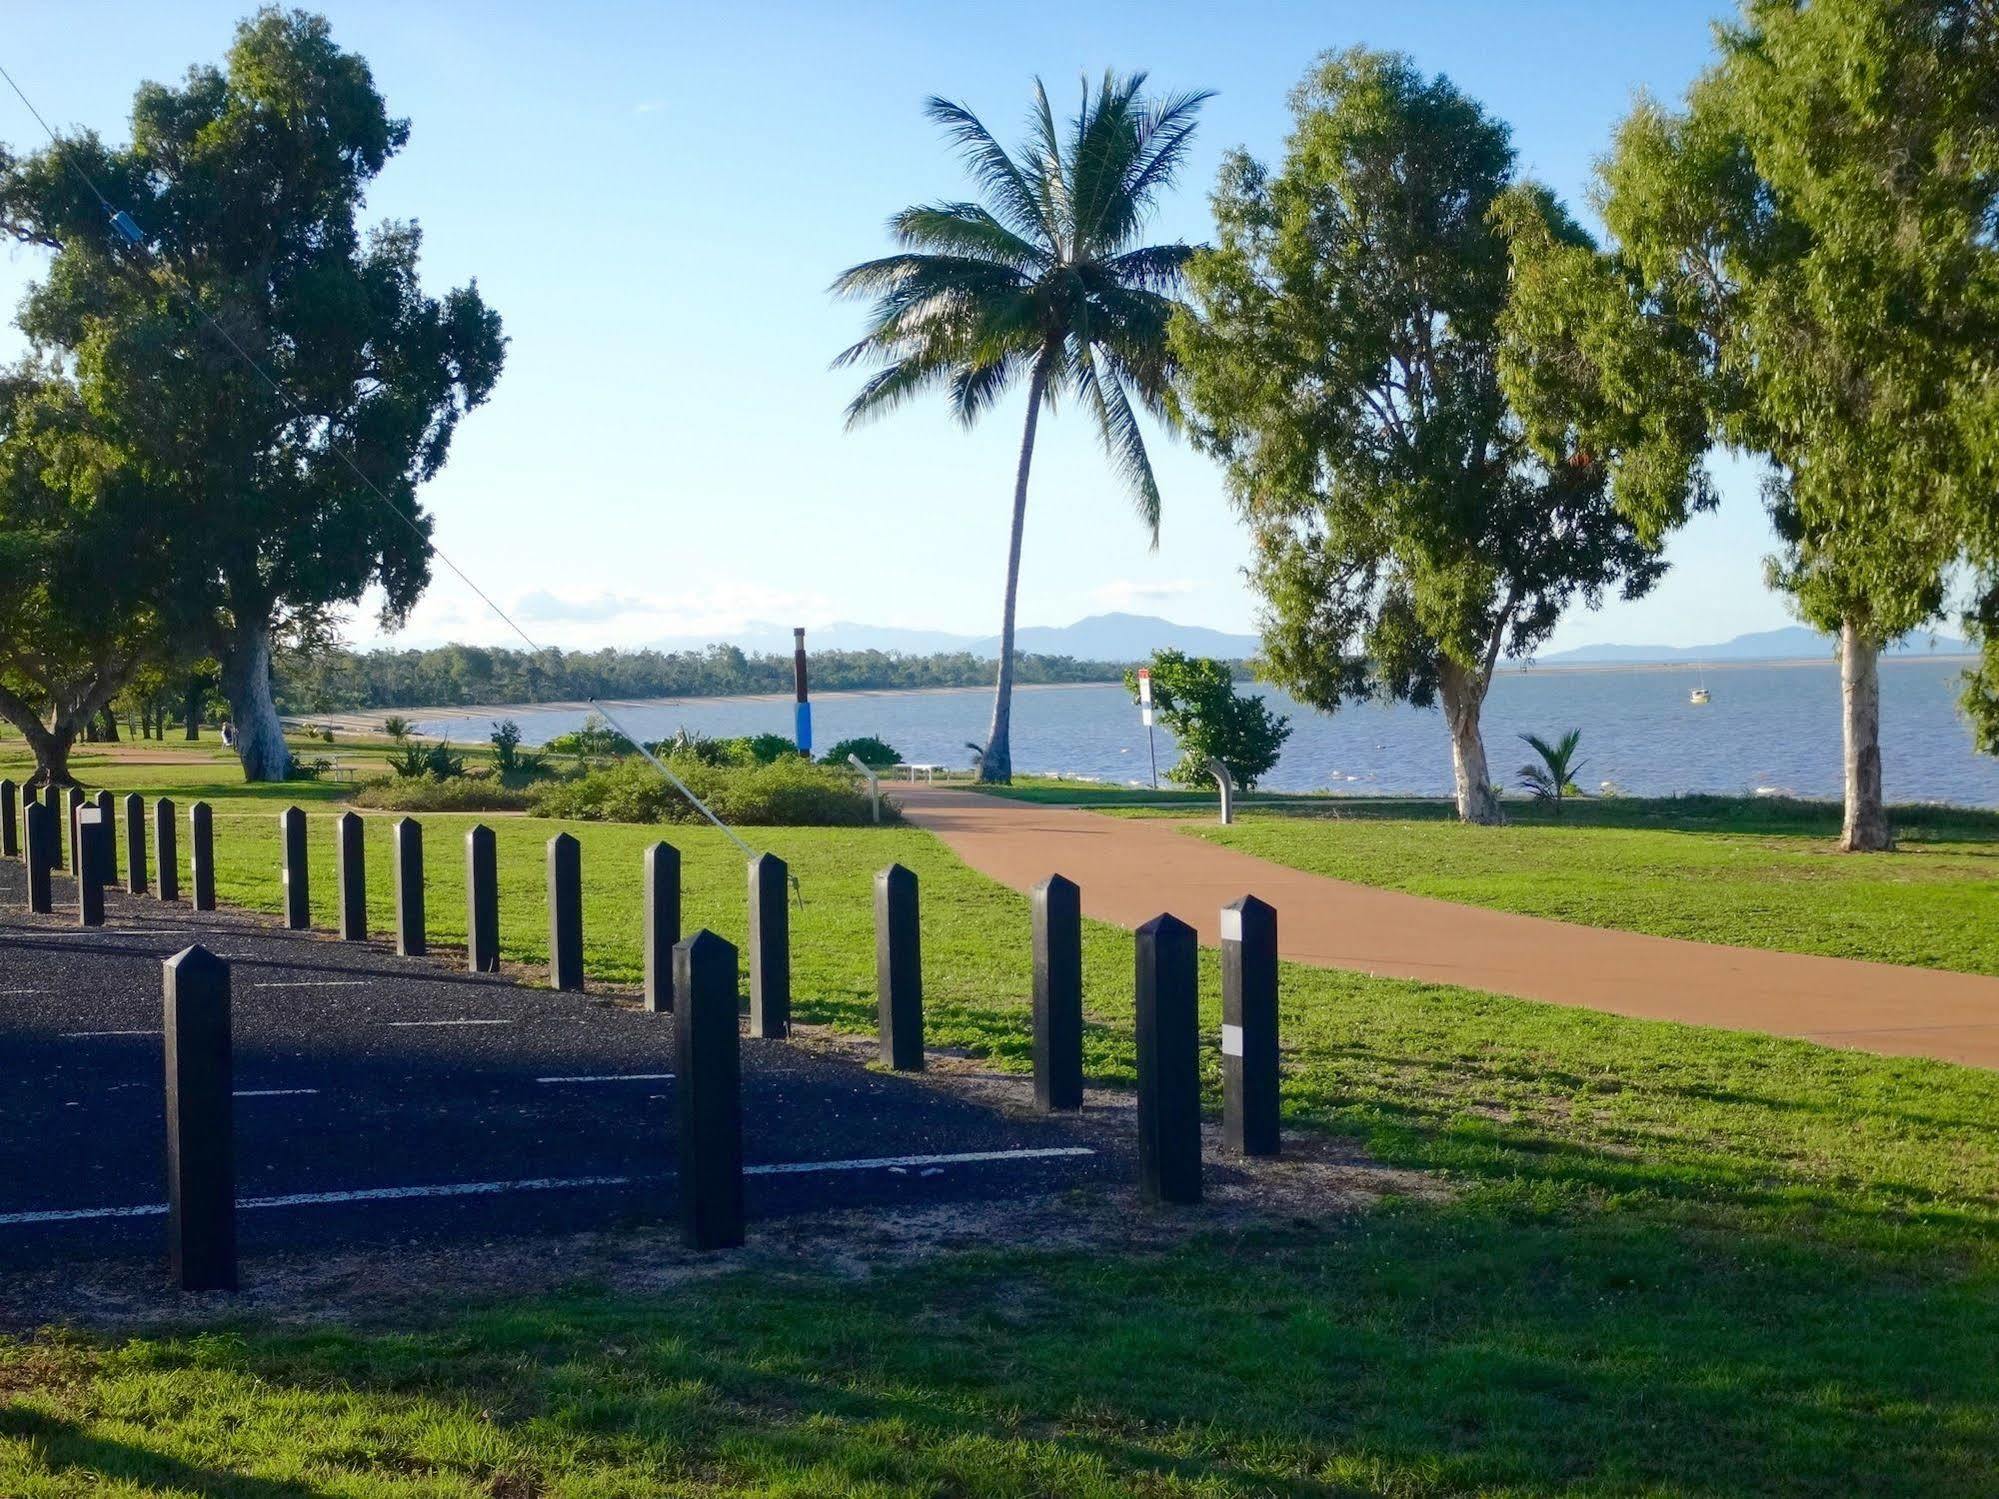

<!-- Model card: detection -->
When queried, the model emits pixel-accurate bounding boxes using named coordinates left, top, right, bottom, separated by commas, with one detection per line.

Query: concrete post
left=875, top=862, right=924, bottom=1071
left=0, top=777, right=15, bottom=858
left=674, top=930, right=745, bottom=1250
left=393, top=817, right=425, bottom=956
left=643, top=841, right=680, bottom=1013
left=23, top=801, right=53, bottom=913
left=155, top=797, right=179, bottom=903
left=466, top=824, right=498, bottom=973
left=335, top=811, right=366, bottom=941
left=547, top=831, right=583, bottom=991
left=1221, top=895, right=1280, bottom=1157
left=1135, top=912, right=1202, bottom=1205
left=124, top=793, right=147, bottom=895
left=280, top=806, right=308, bottom=930
left=163, top=944, right=236, bottom=1292
left=747, top=852, right=789, bottom=1038
left=189, top=802, right=215, bottom=911
left=1032, top=873, right=1083, bottom=1110
left=94, top=789, right=117, bottom=885
left=75, top=804, right=106, bottom=927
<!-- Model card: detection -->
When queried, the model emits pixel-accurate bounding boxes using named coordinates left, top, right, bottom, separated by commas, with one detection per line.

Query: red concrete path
left=897, top=784, right=1999, bottom=1070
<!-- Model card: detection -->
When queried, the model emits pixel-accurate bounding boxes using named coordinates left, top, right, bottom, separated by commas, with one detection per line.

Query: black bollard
left=746, top=852, right=789, bottom=1038
left=0, top=777, right=15, bottom=858
left=95, top=789, right=117, bottom=885
left=23, top=801, right=53, bottom=913
left=547, top=831, right=583, bottom=991
left=163, top=944, right=236, bottom=1292
left=674, top=930, right=745, bottom=1250
left=1135, top=913, right=1202, bottom=1205
left=66, top=786, right=85, bottom=873
left=1032, top=873, right=1084, bottom=1110
left=75, top=804, right=106, bottom=927
left=643, top=841, right=680, bottom=1014
left=393, top=817, right=425, bottom=956
left=1221, top=895, right=1281, bottom=1157
left=465, top=824, right=498, bottom=973
left=335, top=811, right=366, bottom=941
left=189, top=801, right=215, bottom=912
left=125, top=793, right=148, bottom=895
left=874, top=863, right=924, bottom=1070
left=279, top=806, right=308, bottom=930
left=155, top=796, right=179, bottom=904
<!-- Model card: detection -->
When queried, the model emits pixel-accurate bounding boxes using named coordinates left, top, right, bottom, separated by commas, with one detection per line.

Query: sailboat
left=1690, top=665, right=1711, bottom=706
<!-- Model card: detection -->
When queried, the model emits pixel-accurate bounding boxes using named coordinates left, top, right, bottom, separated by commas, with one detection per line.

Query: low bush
left=822, top=735, right=902, bottom=768
left=388, top=740, right=468, bottom=780
left=528, top=755, right=890, bottom=826
left=352, top=776, right=532, bottom=812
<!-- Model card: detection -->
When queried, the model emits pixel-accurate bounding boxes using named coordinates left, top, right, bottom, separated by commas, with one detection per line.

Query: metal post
left=155, top=796, right=179, bottom=903
left=1135, top=912, right=1201, bottom=1205
left=547, top=831, right=583, bottom=991
left=792, top=625, right=812, bottom=756
left=23, top=801, right=53, bottom=913
left=1221, top=895, right=1280, bottom=1157
left=280, top=806, right=308, bottom=930
left=848, top=754, right=881, bottom=824
left=1032, top=873, right=1083, bottom=1110
left=334, top=811, right=366, bottom=940
left=674, top=930, right=745, bottom=1250
left=76, top=804, right=106, bottom=926
left=124, top=793, right=147, bottom=895
left=875, top=862, right=924, bottom=1070
left=643, top=841, right=680, bottom=1013
left=1207, top=757, right=1236, bottom=826
left=189, top=801, right=215, bottom=911
left=0, top=777, right=15, bottom=858
left=163, top=944, right=236, bottom=1292
left=466, top=824, right=499, bottom=973
left=393, top=817, right=425, bottom=956
left=747, top=851, right=789, bottom=1038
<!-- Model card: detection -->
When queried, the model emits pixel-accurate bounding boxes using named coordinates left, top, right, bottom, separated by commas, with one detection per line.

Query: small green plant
left=1518, top=729, right=1587, bottom=814
left=388, top=739, right=466, bottom=780
left=740, top=732, right=799, bottom=765
left=823, top=735, right=902, bottom=769
left=381, top=715, right=412, bottom=744
left=1123, top=649, right=1291, bottom=789
left=354, top=775, right=532, bottom=812
left=545, top=714, right=636, bottom=759
left=490, top=719, right=523, bottom=773
left=529, top=755, right=890, bottom=827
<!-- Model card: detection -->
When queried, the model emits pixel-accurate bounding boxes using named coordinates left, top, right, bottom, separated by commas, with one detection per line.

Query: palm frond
left=1102, top=88, right=1215, bottom=248
left=1026, top=78, right=1071, bottom=253
left=922, top=96, right=1056, bottom=247
left=1072, top=340, right=1162, bottom=542
left=1067, top=70, right=1148, bottom=256
left=888, top=202, right=1051, bottom=273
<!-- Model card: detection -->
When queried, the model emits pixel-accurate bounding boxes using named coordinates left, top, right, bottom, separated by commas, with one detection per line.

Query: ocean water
left=404, top=656, right=1999, bottom=807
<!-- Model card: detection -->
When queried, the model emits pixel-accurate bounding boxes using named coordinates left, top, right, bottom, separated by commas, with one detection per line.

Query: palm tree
left=1517, top=729, right=1587, bottom=815
left=832, top=72, right=1210, bottom=782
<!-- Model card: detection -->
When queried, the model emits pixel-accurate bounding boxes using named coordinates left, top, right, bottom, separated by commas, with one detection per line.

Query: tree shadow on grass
left=0, top=1407, right=325, bottom=1498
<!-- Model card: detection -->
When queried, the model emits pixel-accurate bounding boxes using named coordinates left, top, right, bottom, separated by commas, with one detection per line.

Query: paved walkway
left=898, top=785, right=1999, bottom=1070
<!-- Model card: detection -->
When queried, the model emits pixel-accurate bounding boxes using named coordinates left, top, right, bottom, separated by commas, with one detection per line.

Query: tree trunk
left=1438, top=657, right=1503, bottom=825
left=1839, top=618, right=1892, bottom=852
left=221, top=613, right=292, bottom=782
left=184, top=674, right=205, bottom=739
left=978, top=357, right=1051, bottom=785
left=97, top=706, right=119, bottom=743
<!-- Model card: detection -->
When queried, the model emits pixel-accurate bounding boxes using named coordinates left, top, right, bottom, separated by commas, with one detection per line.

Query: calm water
left=405, top=657, right=1999, bottom=807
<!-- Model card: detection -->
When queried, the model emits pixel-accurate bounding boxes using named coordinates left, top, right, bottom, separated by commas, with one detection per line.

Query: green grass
left=1164, top=795, right=1999, bottom=976
left=4, top=749, right=1998, bottom=1493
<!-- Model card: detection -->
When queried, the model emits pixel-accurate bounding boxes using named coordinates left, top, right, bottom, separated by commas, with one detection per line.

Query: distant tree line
left=272, top=644, right=1134, bottom=713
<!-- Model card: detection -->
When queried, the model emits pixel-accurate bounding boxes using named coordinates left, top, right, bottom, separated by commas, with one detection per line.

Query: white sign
left=78, top=808, right=102, bottom=826
left=1221, top=1023, right=1245, bottom=1058
left=1136, top=667, right=1152, bottom=706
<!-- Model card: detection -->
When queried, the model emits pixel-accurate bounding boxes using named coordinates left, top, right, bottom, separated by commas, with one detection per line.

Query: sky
left=0, top=0, right=1808, bottom=655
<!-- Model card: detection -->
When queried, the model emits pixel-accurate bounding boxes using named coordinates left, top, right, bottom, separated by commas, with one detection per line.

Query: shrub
left=389, top=740, right=467, bottom=780
left=1123, top=650, right=1291, bottom=789
left=352, top=775, right=532, bottom=812
left=381, top=715, right=413, bottom=743
left=822, top=735, right=902, bottom=768
left=739, top=732, right=800, bottom=764
left=529, top=755, right=890, bottom=827
left=544, top=713, right=635, bottom=758
left=490, top=719, right=523, bottom=772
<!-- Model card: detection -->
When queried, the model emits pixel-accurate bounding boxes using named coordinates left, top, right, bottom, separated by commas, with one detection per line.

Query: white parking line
left=59, top=1029, right=159, bottom=1038
left=535, top=1073, right=676, bottom=1085
left=0, top=989, right=49, bottom=995
left=253, top=981, right=369, bottom=989
left=0, top=1147, right=1099, bottom=1227
left=234, top=1089, right=320, bottom=1098
left=383, top=1019, right=511, bottom=1027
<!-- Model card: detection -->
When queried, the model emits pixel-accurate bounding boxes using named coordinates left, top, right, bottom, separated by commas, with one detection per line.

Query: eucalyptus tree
left=1503, top=0, right=1995, bottom=849
left=832, top=72, right=1210, bottom=782
left=0, top=9, right=505, bottom=782
left=1175, top=50, right=1698, bottom=823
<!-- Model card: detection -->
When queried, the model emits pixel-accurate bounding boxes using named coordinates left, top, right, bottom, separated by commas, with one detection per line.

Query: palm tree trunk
left=979, top=357, right=1050, bottom=784
left=1839, top=617, right=1892, bottom=851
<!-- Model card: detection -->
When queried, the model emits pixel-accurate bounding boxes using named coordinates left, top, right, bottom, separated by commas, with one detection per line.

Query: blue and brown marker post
left=792, top=626, right=812, bottom=756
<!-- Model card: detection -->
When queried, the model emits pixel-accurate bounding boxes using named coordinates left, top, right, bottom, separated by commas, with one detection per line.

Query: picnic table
left=898, top=763, right=943, bottom=784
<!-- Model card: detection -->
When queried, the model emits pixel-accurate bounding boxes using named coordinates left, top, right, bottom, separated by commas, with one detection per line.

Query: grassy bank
left=4, top=747, right=1998, bottom=1493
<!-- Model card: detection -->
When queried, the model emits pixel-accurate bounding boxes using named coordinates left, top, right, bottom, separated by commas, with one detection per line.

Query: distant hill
left=1536, top=624, right=1972, bottom=666
left=647, top=612, right=1259, bottom=662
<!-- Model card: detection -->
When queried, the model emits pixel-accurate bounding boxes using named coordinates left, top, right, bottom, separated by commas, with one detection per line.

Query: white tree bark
left=221, top=614, right=293, bottom=783
left=1438, top=656, right=1503, bottom=825
left=1839, top=618, right=1891, bottom=852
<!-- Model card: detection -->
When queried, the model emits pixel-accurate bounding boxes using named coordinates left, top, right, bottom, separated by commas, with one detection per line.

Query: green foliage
left=738, top=732, right=800, bottom=764
left=822, top=735, right=903, bottom=768
left=488, top=718, right=522, bottom=770
left=543, top=714, right=636, bottom=758
left=381, top=715, right=413, bottom=744
left=529, top=755, right=887, bottom=828
left=1516, top=728, right=1586, bottom=813
left=352, top=775, right=531, bottom=812
left=0, top=10, right=506, bottom=779
left=386, top=740, right=466, bottom=781
left=1121, top=650, right=1290, bottom=789
left=1174, top=50, right=1675, bottom=822
left=832, top=72, right=1209, bottom=780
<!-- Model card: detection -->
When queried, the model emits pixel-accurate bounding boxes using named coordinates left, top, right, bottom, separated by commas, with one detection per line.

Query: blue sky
left=1, top=0, right=1803, bottom=653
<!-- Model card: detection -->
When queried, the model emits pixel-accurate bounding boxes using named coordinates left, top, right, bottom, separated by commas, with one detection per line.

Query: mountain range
left=1534, top=624, right=1972, bottom=665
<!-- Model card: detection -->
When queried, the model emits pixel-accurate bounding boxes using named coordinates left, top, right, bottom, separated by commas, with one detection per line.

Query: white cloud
left=1090, top=577, right=1200, bottom=611
left=632, top=99, right=665, bottom=115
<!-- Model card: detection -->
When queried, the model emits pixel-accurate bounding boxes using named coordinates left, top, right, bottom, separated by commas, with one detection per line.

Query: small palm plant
left=832, top=73, right=1210, bottom=782
left=1518, top=729, right=1586, bottom=815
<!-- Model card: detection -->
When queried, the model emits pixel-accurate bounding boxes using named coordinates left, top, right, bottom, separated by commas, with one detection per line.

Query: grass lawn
left=3, top=746, right=1997, bottom=1493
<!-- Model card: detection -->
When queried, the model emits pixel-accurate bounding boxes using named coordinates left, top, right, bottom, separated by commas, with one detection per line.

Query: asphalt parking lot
left=0, top=854, right=1116, bottom=1272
